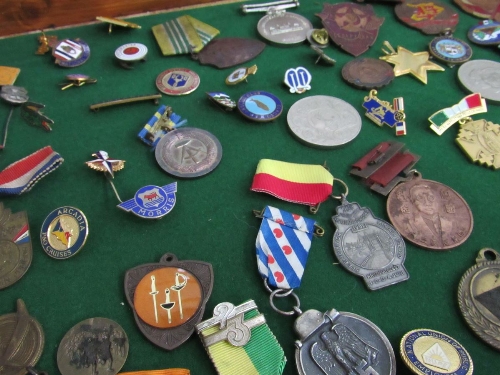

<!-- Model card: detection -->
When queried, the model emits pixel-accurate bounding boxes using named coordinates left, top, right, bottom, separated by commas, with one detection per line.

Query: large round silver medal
left=295, top=308, right=396, bottom=375
left=458, top=248, right=500, bottom=351
left=332, top=197, right=408, bottom=290
left=257, top=9, right=312, bottom=45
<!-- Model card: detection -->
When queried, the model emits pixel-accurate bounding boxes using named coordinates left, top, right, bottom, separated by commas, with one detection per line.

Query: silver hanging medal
left=253, top=205, right=396, bottom=375
left=242, top=0, right=312, bottom=45
left=331, top=181, right=409, bottom=290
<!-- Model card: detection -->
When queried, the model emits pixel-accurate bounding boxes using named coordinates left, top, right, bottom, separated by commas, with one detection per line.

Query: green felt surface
left=1, top=1, right=499, bottom=374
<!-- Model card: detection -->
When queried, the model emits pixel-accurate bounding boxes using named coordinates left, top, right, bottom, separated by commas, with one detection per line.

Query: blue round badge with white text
left=238, top=91, right=283, bottom=122
left=117, top=182, right=177, bottom=219
left=40, top=206, right=89, bottom=260
left=429, top=36, right=472, bottom=65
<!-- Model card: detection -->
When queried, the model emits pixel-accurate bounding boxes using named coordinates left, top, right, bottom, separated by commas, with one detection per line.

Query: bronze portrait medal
left=57, top=317, right=128, bottom=375
left=351, top=141, right=473, bottom=251
left=458, top=248, right=500, bottom=350
left=316, top=2, right=384, bottom=56
left=0, top=204, right=32, bottom=289
left=0, top=300, right=45, bottom=375
left=342, top=58, right=395, bottom=90
left=124, top=253, right=213, bottom=350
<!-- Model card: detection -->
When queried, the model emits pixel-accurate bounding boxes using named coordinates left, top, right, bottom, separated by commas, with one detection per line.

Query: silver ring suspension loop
left=263, top=278, right=293, bottom=297
left=331, top=178, right=349, bottom=201
left=270, top=288, right=302, bottom=316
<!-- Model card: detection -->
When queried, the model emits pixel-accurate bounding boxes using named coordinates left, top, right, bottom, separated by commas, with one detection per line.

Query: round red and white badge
left=115, top=43, right=148, bottom=61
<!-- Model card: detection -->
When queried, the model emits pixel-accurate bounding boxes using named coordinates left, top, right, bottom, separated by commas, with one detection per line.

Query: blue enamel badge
left=237, top=91, right=283, bottom=122
left=118, top=182, right=177, bottom=219
left=52, top=39, right=90, bottom=68
left=284, top=67, right=311, bottom=94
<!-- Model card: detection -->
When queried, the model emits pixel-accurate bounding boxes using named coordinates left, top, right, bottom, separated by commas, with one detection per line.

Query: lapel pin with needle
left=86, top=151, right=177, bottom=219
left=0, top=85, right=29, bottom=149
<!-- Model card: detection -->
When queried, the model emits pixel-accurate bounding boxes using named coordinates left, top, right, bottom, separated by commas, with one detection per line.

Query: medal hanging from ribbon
left=0, top=146, right=63, bottom=195
left=255, top=206, right=321, bottom=289
left=251, top=159, right=334, bottom=212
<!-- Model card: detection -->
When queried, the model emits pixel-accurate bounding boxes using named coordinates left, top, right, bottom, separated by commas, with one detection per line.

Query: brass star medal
left=379, top=42, right=444, bottom=84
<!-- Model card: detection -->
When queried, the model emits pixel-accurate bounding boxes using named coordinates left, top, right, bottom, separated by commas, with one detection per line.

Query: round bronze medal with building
left=40, top=206, right=89, bottom=259
left=386, top=175, right=473, bottom=250
left=57, top=317, right=128, bottom=375
left=156, top=68, right=200, bottom=95
left=400, top=329, right=473, bottom=375
left=458, top=248, right=500, bottom=351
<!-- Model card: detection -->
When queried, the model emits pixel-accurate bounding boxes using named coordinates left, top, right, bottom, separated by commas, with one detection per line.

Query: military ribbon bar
left=429, top=93, right=487, bottom=135
left=256, top=206, right=316, bottom=289
left=152, top=15, right=219, bottom=56
left=0, top=146, right=63, bottom=195
left=251, top=159, right=334, bottom=206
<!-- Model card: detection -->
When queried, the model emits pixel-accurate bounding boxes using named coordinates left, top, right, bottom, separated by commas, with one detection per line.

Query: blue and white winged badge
left=118, top=182, right=177, bottom=219
left=254, top=206, right=322, bottom=290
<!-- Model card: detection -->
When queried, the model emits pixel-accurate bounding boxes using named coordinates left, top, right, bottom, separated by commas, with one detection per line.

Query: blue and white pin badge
left=284, top=67, right=311, bottom=94
left=51, top=38, right=91, bottom=68
left=138, top=105, right=187, bottom=148
left=118, top=183, right=177, bottom=219
left=363, top=90, right=406, bottom=136
left=86, top=151, right=177, bottom=219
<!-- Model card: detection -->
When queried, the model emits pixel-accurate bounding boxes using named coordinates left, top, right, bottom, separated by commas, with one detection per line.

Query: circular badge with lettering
left=133, top=267, right=203, bottom=328
left=52, top=39, right=91, bottom=68
left=429, top=35, right=472, bottom=65
left=40, top=206, right=89, bottom=259
left=400, top=329, right=473, bottom=375
left=237, top=91, right=283, bottom=122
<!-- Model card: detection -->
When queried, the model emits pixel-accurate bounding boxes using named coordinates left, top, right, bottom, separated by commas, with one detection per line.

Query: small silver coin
left=155, top=127, right=222, bottom=178
left=458, top=59, right=500, bottom=103
left=287, top=95, right=362, bottom=148
left=57, top=317, right=128, bottom=375
left=257, top=12, right=312, bottom=45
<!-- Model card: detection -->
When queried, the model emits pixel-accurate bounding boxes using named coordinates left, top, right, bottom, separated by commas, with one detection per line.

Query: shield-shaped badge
left=316, top=3, right=384, bottom=56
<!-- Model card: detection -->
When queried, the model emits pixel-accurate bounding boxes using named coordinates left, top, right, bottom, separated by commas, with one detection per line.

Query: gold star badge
left=379, top=41, right=444, bottom=84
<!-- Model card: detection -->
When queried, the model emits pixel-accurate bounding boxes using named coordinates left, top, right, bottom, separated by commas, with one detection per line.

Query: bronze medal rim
left=457, top=254, right=500, bottom=351
left=57, top=317, right=128, bottom=375
left=0, top=301, right=45, bottom=375
left=394, top=0, right=459, bottom=35
left=341, top=58, right=395, bottom=89
left=386, top=178, right=473, bottom=250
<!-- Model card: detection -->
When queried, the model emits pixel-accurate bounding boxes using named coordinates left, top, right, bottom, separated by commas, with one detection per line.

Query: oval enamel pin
left=237, top=91, right=283, bottom=122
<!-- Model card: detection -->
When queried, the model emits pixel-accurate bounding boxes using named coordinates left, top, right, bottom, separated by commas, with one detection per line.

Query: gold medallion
left=456, top=118, right=500, bottom=169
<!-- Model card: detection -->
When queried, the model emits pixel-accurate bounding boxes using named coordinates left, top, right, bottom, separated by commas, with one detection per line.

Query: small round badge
left=115, top=43, right=148, bottom=69
left=400, top=329, right=473, bottom=375
left=40, top=206, right=89, bottom=259
left=156, top=68, right=200, bottom=96
left=52, top=39, right=90, bottom=68
left=237, top=91, right=283, bottom=122
left=429, top=35, right=472, bottom=66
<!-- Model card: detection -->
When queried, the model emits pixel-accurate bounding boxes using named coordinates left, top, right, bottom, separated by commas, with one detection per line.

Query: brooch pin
left=225, top=65, right=257, bottom=85
left=86, top=151, right=177, bottom=219
left=363, top=90, right=406, bottom=136
left=138, top=105, right=187, bottom=148
left=284, top=67, right=311, bottom=94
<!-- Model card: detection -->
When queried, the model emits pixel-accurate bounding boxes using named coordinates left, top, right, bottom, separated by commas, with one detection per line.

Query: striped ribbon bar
left=256, top=206, right=316, bottom=289
left=0, top=146, right=63, bottom=195
left=138, top=105, right=187, bottom=148
left=119, top=370, right=189, bottom=375
left=196, top=301, right=286, bottom=375
left=152, top=15, right=219, bottom=56
left=429, top=93, right=487, bottom=135
left=251, top=159, right=334, bottom=206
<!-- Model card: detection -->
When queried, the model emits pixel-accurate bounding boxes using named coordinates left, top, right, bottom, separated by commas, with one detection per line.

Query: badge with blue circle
left=467, top=20, right=500, bottom=46
left=237, top=91, right=283, bottom=122
left=118, top=182, right=177, bottom=219
left=284, top=67, right=311, bottom=94
left=40, top=206, right=89, bottom=260
left=429, top=35, right=472, bottom=66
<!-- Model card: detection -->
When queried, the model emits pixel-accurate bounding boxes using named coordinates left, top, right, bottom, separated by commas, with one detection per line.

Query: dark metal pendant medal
left=124, top=253, right=213, bottom=350
left=192, top=38, right=265, bottom=69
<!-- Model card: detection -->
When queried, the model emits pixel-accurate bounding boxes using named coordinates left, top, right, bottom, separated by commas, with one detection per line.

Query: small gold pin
left=60, top=74, right=97, bottom=90
left=96, top=16, right=141, bottom=33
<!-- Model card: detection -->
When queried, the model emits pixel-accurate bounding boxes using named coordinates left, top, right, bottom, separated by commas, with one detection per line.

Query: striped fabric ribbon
left=152, top=15, right=219, bottom=56
left=256, top=206, right=316, bottom=289
left=119, top=370, right=189, bottom=375
left=429, top=93, right=487, bottom=135
left=251, top=159, right=334, bottom=206
left=197, top=301, right=286, bottom=375
left=0, top=146, right=63, bottom=195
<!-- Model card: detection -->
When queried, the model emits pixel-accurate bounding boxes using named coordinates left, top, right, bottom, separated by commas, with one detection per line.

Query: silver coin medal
left=243, top=1, right=312, bottom=45
left=331, top=181, right=409, bottom=290
left=253, top=206, right=396, bottom=375
left=287, top=95, right=362, bottom=148
left=458, top=59, right=500, bottom=104
left=85, top=151, right=177, bottom=219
